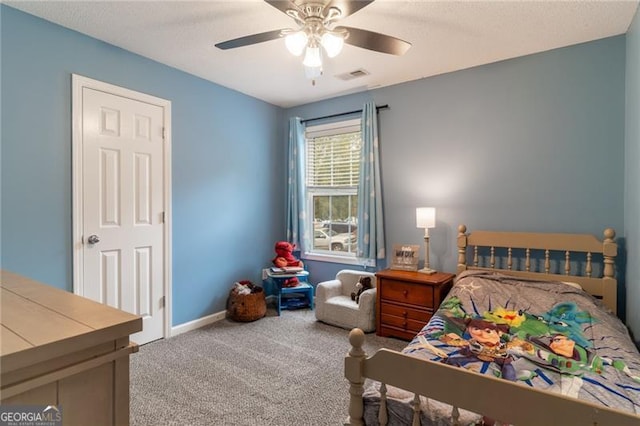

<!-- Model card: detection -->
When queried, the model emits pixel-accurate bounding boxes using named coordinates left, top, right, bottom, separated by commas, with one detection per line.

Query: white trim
left=71, top=76, right=85, bottom=296
left=71, top=74, right=173, bottom=341
left=171, top=310, right=227, bottom=337
left=304, top=116, right=362, bottom=264
left=302, top=252, right=374, bottom=267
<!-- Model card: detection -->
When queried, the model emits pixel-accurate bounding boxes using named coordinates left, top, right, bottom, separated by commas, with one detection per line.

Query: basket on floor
left=227, top=285, right=267, bottom=322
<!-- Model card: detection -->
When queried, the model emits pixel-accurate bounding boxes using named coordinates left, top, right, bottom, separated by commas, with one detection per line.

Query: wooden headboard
left=456, top=225, right=618, bottom=313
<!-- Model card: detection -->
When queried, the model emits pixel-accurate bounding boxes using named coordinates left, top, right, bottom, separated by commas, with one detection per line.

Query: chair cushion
left=316, top=295, right=375, bottom=333
left=327, top=295, right=359, bottom=309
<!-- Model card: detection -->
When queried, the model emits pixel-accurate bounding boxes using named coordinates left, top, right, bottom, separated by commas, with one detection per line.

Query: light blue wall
left=286, top=36, right=627, bottom=323
left=625, top=7, right=640, bottom=343
left=0, top=6, right=286, bottom=326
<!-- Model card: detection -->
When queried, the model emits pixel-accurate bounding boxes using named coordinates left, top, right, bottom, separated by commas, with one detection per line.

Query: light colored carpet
left=130, top=308, right=406, bottom=426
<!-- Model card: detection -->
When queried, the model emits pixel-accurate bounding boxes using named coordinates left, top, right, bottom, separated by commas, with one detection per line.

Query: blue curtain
left=285, top=117, right=309, bottom=252
left=357, top=102, right=386, bottom=264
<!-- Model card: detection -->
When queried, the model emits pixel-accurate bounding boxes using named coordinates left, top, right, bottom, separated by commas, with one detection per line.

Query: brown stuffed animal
left=351, top=276, right=373, bottom=304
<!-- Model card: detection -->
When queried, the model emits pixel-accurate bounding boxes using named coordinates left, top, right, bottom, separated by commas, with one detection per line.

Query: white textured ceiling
left=5, top=0, right=639, bottom=108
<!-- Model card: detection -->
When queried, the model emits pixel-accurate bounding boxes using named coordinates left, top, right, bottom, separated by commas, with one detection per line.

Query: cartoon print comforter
left=362, top=270, right=640, bottom=425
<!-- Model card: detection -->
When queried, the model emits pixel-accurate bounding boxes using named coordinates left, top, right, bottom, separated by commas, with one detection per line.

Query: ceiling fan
left=215, top=0, right=411, bottom=83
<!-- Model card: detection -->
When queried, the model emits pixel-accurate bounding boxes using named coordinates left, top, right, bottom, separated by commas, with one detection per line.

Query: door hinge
left=160, top=296, right=166, bottom=308
left=160, top=212, right=165, bottom=223
left=162, top=127, right=166, bottom=140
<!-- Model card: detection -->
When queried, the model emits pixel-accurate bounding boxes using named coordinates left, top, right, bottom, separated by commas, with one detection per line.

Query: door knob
left=87, top=234, right=100, bottom=244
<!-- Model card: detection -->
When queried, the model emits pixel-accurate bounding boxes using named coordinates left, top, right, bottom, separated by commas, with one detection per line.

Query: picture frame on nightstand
left=390, top=244, right=420, bottom=271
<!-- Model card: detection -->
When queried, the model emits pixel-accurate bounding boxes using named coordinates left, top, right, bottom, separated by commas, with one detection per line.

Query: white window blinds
left=306, top=119, right=361, bottom=188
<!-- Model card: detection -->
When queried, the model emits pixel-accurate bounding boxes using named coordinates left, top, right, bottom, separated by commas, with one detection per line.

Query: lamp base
left=418, top=267, right=436, bottom=275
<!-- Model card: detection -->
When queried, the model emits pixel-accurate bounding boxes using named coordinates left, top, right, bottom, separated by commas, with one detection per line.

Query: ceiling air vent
left=335, top=69, right=370, bottom=81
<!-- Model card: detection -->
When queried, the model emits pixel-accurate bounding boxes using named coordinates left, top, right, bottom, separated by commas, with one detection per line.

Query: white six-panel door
left=72, top=75, right=171, bottom=345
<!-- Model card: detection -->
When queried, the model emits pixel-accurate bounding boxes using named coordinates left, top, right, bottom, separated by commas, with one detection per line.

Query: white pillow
left=561, top=281, right=583, bottom=290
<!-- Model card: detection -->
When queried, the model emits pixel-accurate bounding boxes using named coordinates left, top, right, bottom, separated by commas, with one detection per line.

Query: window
left=304, top=118, right=361, bottom=261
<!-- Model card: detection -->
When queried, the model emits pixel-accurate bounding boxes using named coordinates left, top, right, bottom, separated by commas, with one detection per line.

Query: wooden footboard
left=345, top=328, right=639, bottom=426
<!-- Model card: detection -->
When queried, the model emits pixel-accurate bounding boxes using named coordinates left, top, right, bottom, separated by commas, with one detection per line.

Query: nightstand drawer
left=380, top=279, right=434, bottom=307
left=380, top=312, right=431, bottom=334
left=380, top=302, right=431, bottom=321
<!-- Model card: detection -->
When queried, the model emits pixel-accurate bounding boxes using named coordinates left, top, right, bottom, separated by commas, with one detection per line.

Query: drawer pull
left=403, top=290, right=408, bottom=297
left=402, top=311, right=408, bottom=317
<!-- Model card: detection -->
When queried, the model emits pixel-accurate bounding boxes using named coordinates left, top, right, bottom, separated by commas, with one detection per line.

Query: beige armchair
left=314, top=269, right=377, bottom=332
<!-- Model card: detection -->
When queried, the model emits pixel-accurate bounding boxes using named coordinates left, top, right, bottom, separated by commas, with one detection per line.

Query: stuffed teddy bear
left=272, top=241, right=303, bottom=287
left=351, top=276, right=373, bottom=304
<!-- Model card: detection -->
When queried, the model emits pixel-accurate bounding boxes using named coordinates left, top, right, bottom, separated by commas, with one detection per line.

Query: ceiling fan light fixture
left=304, top=64, right=322, bottom=80
left=320, top=32, right=344, bottom=58
left=216, top=0, right=411, bottom=84
left=302, top=45, right=322, bottom=68
left=285, top=30, right=308, bottom=56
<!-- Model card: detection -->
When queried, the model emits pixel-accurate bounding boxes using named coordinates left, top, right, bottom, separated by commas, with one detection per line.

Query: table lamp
left=416, top=207, right=436, bottom=274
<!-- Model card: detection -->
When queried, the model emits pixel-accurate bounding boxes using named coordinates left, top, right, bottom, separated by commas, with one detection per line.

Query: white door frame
left=71, top=74, right=172, bottom=340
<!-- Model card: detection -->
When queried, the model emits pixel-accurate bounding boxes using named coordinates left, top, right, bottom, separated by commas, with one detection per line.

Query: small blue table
left=266, top=270, right=314, bottom=315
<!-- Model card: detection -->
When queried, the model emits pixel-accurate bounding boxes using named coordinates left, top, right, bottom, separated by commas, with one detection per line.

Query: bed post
left=345, top=328, right=366, bottom=426
left=457, top=224, right=468, bottom=274
left=602, top=228, right=617, bottom=313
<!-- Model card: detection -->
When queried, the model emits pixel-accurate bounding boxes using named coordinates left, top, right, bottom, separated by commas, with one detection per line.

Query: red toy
left=272, top=241, right=302, bottom=267
left=272, top=241, right=303, bottom=287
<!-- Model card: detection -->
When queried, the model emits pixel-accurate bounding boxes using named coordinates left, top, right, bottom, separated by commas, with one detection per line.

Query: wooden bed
left=344, top=225, right=640, bottom=425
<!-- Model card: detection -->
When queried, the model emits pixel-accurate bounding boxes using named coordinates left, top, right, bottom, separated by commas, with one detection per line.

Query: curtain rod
left=301, top=104, right=389, bottom=124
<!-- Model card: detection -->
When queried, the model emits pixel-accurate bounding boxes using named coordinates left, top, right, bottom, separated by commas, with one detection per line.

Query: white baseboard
left=171, top=310, right=227, bottom=337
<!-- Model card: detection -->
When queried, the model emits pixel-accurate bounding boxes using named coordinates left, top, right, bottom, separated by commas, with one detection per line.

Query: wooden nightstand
left=376, top=269, right=455, bottom=340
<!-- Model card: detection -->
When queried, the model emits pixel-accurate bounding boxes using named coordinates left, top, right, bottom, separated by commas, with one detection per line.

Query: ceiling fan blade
left=325, top=0, right=374, bottom=18
left=337, top=26, right=411, bottom=56
left=264, top=0, right=303, bottom=16
left=215, top=29, right=284, bottom=50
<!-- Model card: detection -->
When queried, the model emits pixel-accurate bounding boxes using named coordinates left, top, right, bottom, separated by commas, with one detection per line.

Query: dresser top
left=1, top=270, right=141, bottom=372
left=375, top=269, right=455, bottom=285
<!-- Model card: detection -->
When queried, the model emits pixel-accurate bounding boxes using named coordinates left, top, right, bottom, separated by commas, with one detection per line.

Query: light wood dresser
left=1, top=270, right=142, bottom=425
left=376, top=269, right=455, bottom=340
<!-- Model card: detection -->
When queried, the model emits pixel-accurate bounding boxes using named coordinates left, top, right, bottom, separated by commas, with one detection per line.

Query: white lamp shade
left=285, top=31, right=308, bottom=56
left=303, top=45, right=322, bottom=68
left=416, top=207, right=436, bottom=229
left=321, top=32, right=344, bottom=58
left=304, top=64, right=322, bottom=79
